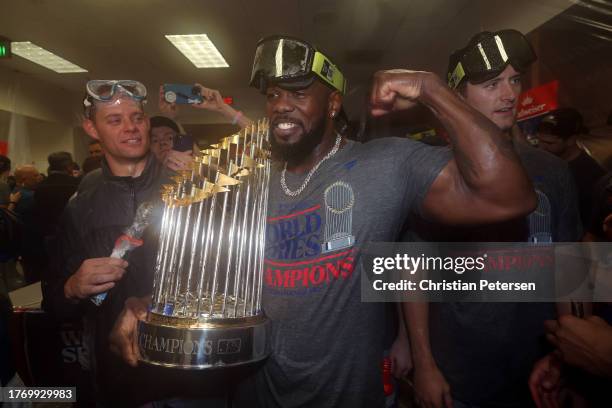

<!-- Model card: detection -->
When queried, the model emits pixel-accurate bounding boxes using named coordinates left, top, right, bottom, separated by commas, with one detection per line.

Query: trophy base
left=137, top=314, right=271, bottom=369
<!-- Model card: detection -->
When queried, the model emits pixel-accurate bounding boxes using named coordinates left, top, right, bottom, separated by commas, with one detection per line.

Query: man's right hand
left=158, top=85, right=179, bottom=119
left=109, top=296, right=150, bottom=367
left=369, top=70, right=440, bottom=116
left=64, top=257, right=128, bottom=300
left=413, top=363, right=452, bottom=408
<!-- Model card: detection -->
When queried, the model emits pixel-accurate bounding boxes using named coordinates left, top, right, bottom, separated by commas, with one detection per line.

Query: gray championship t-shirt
left=424, top=142, right=582, bottom=407
left=249, top=138, right=451, bottom=407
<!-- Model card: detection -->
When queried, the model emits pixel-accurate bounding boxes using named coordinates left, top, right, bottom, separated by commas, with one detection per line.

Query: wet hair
left=84, top=94, right=145, bottom=121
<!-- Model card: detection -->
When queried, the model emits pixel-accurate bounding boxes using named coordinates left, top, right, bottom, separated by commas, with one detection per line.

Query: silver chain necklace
left=280, top=133, right=342, bottom=197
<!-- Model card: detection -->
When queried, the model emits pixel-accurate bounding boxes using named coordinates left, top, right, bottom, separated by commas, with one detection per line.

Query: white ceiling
left=0, top=0, right=573, bottom=124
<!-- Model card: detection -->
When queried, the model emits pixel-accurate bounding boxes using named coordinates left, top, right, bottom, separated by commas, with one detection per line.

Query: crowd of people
left=0, top=29, right=611, bottom=408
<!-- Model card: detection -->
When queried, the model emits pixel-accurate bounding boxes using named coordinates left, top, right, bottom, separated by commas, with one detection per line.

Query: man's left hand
left=545, top=315, right=612, bottom=377
left=192, top=84, right=227, bottom=114
left=390, top=333, right=412, bottom=379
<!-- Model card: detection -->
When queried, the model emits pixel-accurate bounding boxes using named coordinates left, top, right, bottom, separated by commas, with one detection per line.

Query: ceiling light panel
left=165, top=34, right=229, bottom=68
left=11, top=42, right=87, bottom=73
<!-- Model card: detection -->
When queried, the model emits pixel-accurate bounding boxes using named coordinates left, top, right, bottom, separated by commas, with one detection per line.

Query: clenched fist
left=370, top=70, right=442, bottom=116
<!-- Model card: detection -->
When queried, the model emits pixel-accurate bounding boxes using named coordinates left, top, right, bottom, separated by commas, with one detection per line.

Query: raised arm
left=370, top=70, right=536, bottom=225
left=193, top=84, right=253, bottom=129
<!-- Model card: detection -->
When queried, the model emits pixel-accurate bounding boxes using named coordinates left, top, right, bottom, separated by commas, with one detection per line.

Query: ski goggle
left=84, top=80, right=147, bottom=106
left=448, top=30, right=536, bottom=89
left=250, top=36, right=346, bottom=94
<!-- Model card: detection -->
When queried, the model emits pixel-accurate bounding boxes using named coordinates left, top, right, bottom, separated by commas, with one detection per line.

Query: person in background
left=28, top=152, right=81, bottom=283
left=0, top=155, right=23, bottom=298
left=148, top=115, right=189, bottom=168
left=530, top=177, right=612, bottom=406
left=151, top=83, right=253, bottom=172
left=404, top=30, right=581, bottom=408
left=88, top=140, right=103, bottom=158
left=0, top=155, right=11, bottom=206
left=12, top=165, right=42, bottom=217
left=529, top=313, right=612, bottom=408
left=12, top=165, right=43, bottom=282
left=158, top=84, right=252, bottom=129
left=537, top=108, right=607, bottom=228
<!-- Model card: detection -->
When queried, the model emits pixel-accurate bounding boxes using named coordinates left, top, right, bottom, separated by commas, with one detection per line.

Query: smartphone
left=163, top=84, right=204, bottom=105
left=173, top=133, right=195, bottom=152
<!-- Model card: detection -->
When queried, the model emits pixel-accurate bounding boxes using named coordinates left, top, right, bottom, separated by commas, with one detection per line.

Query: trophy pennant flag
left=138, top=119, right=272, bottom=369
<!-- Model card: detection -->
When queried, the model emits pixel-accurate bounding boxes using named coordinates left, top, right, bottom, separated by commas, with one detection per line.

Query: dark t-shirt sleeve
left=587, top=173, right=611, bottom=237
left=555, top=164, right=582, bottom=242
left=394, top=139, right=452, bottom=216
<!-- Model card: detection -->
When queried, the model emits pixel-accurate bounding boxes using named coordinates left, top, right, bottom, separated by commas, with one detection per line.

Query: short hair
left=14, top=165, right=38, bottom=184
left=150, top=116, right=180, bottom=134
left=537, top=108, right=586, bottom=140
left=89, top=140, right=101, bottom=146
left=0, top=155, right=10, bottom=174
left=48, top=151, right=74, bottom=172
left=84, top=95, right=145, bottom=121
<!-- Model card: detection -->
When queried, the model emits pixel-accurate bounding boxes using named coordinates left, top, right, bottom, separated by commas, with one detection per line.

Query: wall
left=27, top=116, right=76, bottom=171
left=0, top=65, right=83, bottom=171
left=0, top=66, right=82, bottom=125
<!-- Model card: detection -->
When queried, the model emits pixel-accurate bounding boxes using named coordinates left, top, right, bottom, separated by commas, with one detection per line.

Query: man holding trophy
left=105, top=35, right=536, bottom=407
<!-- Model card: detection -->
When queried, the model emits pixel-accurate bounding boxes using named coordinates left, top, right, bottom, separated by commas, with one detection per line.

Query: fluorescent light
left=11, top=41, right=87, bottom=73
left=165, top=34, right=229, bottom=68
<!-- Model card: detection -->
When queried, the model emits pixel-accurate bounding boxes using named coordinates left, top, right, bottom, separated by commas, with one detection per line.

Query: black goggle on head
left=249, top=35, right=347, bottom=95
left=447, top=29, right=536, bottom=90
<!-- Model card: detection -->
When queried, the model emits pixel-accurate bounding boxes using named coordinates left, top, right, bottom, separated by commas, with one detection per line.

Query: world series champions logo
left=323, top=181, right=355, bottom=253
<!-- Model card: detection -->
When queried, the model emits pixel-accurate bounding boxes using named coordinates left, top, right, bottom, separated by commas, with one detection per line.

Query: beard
left=270, top=117, right=326, bottom=165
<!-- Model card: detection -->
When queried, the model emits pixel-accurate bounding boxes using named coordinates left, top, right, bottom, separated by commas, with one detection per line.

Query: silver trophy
left=138, top=119, right=271, bottom=369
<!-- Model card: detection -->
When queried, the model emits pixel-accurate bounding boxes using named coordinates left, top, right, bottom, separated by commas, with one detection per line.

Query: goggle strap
left=448, top=61, right=466, bottom=89
left=312, top=51, right=345, bottom=94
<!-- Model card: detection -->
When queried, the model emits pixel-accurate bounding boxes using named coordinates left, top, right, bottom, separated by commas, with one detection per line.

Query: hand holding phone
left=163, top=84, right=204, bottom=105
